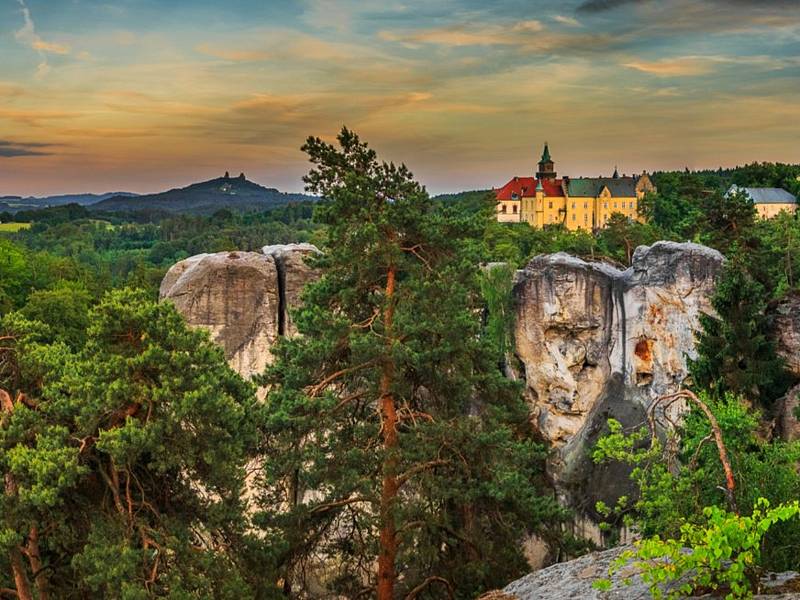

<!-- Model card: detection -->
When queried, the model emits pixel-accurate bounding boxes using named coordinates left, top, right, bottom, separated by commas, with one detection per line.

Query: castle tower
left=536, top=142, right=557, bottom=180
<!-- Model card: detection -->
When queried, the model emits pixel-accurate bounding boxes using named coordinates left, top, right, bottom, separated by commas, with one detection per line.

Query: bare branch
left=307, top=361, right=376, bottom=398
left=397, top=459, right=449, bottom=488
left=651, top=390, right=738, bottom=514
left=405, top=576, right=454, bottom=600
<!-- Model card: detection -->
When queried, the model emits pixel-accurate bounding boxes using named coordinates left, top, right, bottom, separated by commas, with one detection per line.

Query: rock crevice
left=159, top=244, right=321, bottom=383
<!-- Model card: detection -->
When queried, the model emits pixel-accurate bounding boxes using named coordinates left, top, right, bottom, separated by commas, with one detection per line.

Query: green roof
left=567, top=177, right=637, bottom=197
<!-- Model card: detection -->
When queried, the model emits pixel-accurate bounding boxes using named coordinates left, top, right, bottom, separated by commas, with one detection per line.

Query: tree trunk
left=377, top=265, right=398, bottom=600
left=28, top=526, right=49, bottom=600
left=8, top=547, right=33, bottom=600
left=1, top=390, right=34, bottom=600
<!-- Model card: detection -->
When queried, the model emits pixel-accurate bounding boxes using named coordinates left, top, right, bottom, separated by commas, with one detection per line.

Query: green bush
left=601, top=498, right=800, bottom=600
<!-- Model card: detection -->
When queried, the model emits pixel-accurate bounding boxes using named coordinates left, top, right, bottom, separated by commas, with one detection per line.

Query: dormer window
left=511, top=192, right=519, bottom=200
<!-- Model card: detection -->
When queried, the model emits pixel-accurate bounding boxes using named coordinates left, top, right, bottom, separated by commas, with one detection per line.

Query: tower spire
left=536, top=142, right=556, bottom=180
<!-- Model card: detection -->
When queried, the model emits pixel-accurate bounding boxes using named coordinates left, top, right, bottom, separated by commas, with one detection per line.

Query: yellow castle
left=495, top=143, right=655, bottom=230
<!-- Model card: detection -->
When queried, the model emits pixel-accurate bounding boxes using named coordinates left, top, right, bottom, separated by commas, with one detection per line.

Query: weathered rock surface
left=262, top=243, right=322, bottom=337
left=501, top=546, right=800, bottom=599
left=777, top=384, right=800, bottom=442
left=160, top=245, right=321, bottom=382
left=771, top=292, right=800, bottom=377
left=512, top=242, right=725, bottom=523
left=160, top=251, right=279, bottom=379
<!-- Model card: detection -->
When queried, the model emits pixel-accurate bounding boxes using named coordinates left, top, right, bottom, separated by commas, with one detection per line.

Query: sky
left=1, top=0, right=799, bottom=196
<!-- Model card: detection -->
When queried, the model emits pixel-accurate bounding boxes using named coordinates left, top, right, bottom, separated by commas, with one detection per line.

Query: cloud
left=14, top=0, right=70, bottom=77
left=379, top=20, right=545, bottom=48
left=624, top=54, right=800, bottom=77
left=0, top=83, right=25, bottom=98
left=553, top=15, right=583, bottom=27
left=302, top=0, right=354, bottom=33
left=577, top=0, right=644, bottom=13
left=578, top=0, right=799, bottom=13
left=623, top=57, right=717, bottom=76
left=0, top=108, right=75, bottom=127
left=0, top=140, right=52, bottom=158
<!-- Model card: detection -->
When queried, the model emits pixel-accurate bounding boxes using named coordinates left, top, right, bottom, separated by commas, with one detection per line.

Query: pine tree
left=690, top=257, right=792, bottom=406
left=257, top=128, right=558, bottom=598
left=0, top=289, right=266, bottom=598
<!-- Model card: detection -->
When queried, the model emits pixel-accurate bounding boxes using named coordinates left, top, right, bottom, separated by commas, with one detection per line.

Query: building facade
left=726, top=185, right=797, bottom=219
left=495, top=144, right=656, bottom=230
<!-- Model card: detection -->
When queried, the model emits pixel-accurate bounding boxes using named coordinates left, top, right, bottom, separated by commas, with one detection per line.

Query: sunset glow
left=1, top=0, right=799, bottom=196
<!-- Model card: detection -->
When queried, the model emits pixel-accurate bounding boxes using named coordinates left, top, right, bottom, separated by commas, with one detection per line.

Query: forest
left=2, top=129, right=800, bottom=599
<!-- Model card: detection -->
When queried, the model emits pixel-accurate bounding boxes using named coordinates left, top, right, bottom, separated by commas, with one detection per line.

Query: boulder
left=160, top=244, right=322, bottom=383
left=160, top=251, right=281, bottom=380
left=512, top=242, right=724, bottom=529
left=501, top=545, right=800, bottom=599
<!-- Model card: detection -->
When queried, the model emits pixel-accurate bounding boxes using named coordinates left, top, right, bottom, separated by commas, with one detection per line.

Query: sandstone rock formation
left=512, top=242, right=725, bottom=522
left=262, top=243, right=322, bottom=337
left=160, top=241, right=727, bottom=540
left=500, top=545, right=800, bottom=599
left=777, top=384, right=800, bottom=442
left=771, top=292, right=800, bottom=377
left=766, top=293, right=800, bottom=442
left=160, top=245, right=321, bottom=382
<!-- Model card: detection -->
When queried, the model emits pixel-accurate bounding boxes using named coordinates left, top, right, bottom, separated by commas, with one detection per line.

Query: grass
left=0, top=222, right=31, bottom=233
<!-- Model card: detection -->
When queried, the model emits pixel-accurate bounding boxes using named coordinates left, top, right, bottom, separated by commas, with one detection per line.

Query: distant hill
left=0, top=192, right=136, bottom=213
left=91, top=173, right=315, bottom=215
left=433, top=189, right=493, bottom=214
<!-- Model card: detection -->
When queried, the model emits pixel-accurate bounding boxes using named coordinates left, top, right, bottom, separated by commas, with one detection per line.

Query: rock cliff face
left=160, top=241, right=725, bottom=533
left=512, top=242, right=725, bottom=519
left=771, top=292, right=800, bottom=377
left=160, top=245, right=320, bottom=382
left=262, top=243, right=322, bottom=337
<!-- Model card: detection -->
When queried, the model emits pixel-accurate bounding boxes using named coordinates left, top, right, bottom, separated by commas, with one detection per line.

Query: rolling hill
left=0, top=192, right=137, bottom=213
left=91, top=173, right=315, bottom=215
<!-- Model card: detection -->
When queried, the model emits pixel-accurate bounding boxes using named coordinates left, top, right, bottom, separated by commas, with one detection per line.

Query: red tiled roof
left=495, top=176, right=564, bottom=201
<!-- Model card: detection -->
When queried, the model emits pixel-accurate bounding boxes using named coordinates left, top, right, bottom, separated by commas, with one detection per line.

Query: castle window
left=572, top=214, right=576, bottom=221
left=501, top=205, right=507, bottom=213
left=512, top=205, right=518, bottom=214
left=548, top=201, right=553, bottom=209
left=584, top=214, right=588, bottom=223
left=630, top=202, right=634, bottom=209
left=604, top=202, right=608, bottom=209
left=614, top=202, right=617, bottom=209
left=572, top=202, right=576, bottom=209
left=584, top=202, right=588, bottom=209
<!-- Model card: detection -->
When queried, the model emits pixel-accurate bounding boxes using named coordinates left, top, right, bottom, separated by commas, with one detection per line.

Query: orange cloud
left=379, top=20, right=543, bottom=47
left=623, top=57, right=717, bottom=76
left=32, top=39, right=70, bottom=55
